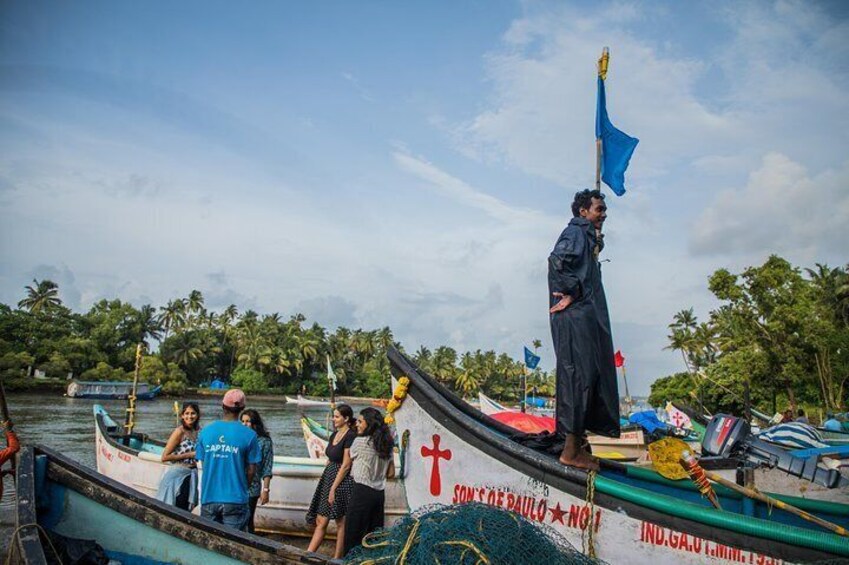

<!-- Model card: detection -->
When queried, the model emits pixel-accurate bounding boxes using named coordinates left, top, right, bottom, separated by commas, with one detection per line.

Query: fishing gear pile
left=344, top=502, right=606, bottom=565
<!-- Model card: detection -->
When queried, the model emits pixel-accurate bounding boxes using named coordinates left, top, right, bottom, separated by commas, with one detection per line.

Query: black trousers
left=343, top=482, right=385, bottom=556
left=248, top=495, right=259, bottom=534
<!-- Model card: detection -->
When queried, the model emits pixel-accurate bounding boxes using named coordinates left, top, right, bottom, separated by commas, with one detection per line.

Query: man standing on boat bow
left=548, top=189, right=620, bottom=471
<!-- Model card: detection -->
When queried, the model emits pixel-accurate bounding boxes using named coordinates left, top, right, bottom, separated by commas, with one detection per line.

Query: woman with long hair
left=157, top=402, right=201, bottom=510
left=306, top=404, right=356, bottom=558
left=240, top=408, right=274, bottom=534
left=343, top=407, right=395, bottom=556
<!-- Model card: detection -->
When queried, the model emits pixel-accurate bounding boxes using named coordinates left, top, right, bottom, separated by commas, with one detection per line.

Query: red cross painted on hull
left=421, top=434, right=452, bottom=496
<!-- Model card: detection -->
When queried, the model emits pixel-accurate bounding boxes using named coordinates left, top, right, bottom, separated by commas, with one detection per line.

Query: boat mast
left=123, top=343, right=143, bottom=444
left=595, top=46, right=609, bottom=191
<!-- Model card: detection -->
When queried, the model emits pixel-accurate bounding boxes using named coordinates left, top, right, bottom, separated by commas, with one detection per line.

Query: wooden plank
left=14, top=447, right=49, bottom=565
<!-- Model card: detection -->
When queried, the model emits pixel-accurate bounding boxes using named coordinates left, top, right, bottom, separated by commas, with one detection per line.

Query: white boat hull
left=286, top=395, right=333, bottom=407
left=388, top=349, right=848, bottom=565
left=94, top=409, right=408, bottom=536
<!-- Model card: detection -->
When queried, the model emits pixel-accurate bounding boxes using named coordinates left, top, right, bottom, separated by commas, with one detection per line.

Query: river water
left=0, top=392, right=367, bottom=537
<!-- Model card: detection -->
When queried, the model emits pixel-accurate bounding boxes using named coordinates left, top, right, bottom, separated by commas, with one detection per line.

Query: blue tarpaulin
left=629, top=410, right=669, bottom=434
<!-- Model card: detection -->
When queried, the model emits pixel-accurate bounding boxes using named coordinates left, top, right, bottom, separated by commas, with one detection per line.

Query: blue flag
left=596, top=76, right=638, bottom=196
left=524, top=346, right=540, bottom=370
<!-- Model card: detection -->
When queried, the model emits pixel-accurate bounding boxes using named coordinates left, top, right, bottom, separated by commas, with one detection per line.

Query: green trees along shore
left=2, top=254, right=845, bottom=416
left=0, top=283, right=550, bottom=401
left=651, top=256, right=849, bottom=417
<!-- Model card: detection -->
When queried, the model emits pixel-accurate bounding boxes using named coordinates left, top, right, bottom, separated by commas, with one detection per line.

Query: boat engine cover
left=702, top=414, right=750, bottom=458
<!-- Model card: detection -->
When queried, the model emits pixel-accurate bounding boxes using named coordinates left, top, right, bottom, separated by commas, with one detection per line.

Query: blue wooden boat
left=11, top=445, right=329, bottom=565
left=66, top=380, right=162, bottom=400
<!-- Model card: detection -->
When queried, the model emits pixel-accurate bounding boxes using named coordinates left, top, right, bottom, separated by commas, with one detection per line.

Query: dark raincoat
left=548, top=217, right=620, bottom=438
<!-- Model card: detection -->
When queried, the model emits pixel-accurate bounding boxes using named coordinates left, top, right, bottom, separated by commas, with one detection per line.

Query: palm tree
left=413, top=346, right=432, bottom=368
left=297, top=331, right=320, bottom=364
left=158, top=300, right=186, bottom=340
left=837, top=266, right=849, bottom=326
left=220, top=304, right=239, bottom=326
left=236, top=323, right=272, bottom=372
left=455, top=352, right=482, bottom=396
left=168, top=333, right=202, bottom=370
left=187, top=290, right=205, bottom=315
left=263, top=312, right=282, bottom=325
left=431, top=346, right=458, bottom=384
left=136, top=304, right=163, bottom=345
left=376, top=327, right=395, bottom=351
left=18, top=279, right=62, bottom=314
left=807, top=263, right=849, bottom=327
left=666, top=308, right=699, bottom=373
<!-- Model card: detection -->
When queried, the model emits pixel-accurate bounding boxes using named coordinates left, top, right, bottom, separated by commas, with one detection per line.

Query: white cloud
left=690, top=153, right=849, bottom=260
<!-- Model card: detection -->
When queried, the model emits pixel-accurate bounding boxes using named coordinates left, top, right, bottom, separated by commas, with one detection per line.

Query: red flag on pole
left=614, top=350, right=625, bottom=368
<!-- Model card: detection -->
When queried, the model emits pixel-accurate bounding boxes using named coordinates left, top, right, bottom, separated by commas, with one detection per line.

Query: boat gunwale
left=14, top=447, right=50, bottom=565
left=387, top=346, right=845, bottom=562
left=96, top=407, right=331, bottom=476
left=95, top=408, right=166, bottom=456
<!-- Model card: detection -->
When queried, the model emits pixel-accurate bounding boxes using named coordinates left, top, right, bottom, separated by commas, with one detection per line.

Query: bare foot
left=559, top=450, right=600, bottom=471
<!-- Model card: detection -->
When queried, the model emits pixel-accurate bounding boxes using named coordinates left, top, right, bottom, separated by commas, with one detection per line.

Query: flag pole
left=596, top=47, right=609, bottom=191
left=620, top=364, right=632, bottom=413
left=520, top=365, right=527, bottom=413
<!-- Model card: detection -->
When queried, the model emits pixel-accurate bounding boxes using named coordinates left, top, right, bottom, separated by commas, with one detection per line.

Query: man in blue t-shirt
left=196, top=388, right=261, bottom=531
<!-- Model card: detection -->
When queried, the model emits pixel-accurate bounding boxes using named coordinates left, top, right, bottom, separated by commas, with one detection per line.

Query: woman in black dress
left=306, top=404, right=356, bottom=558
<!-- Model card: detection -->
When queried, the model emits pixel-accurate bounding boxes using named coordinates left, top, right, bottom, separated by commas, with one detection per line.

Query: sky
left=1, top=1, right=847, bottom=395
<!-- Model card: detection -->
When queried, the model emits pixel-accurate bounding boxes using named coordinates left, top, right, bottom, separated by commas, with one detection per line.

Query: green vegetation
left=0, top=284, right=551, bottom=400
left=651, top=256, right=849, bottom=416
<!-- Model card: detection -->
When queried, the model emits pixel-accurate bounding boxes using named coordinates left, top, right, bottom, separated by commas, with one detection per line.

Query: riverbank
left=1, top=378, right=385, bottom=404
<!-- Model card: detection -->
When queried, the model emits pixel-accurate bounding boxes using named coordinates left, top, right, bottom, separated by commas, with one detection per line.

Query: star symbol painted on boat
left=549, top=502, right=567, bottom=525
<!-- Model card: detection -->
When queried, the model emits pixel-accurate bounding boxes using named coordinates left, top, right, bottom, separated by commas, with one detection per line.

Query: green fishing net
left=344, top=502, right=606, bottom=565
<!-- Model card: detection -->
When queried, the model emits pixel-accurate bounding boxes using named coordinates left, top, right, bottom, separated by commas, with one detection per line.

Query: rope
left=4, top=523, right=63, bottom=565
left=581, top=470, right=597, bottom=558
left=394, top=519, right=421, bottom=564
left=438, top=541, right=490, bottom=565
left=399, top=430, right=410, bottom=481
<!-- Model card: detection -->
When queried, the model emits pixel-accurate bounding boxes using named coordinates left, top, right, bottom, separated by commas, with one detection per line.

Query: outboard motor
left=701, top=414, right=848, bottom=489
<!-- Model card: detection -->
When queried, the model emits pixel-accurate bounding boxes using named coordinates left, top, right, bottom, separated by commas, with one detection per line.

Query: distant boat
left=66, top=380, right=162, bottom=400
left=478, top=391, right=648, bottom=458
left=92, top=405, right=409, bottom=536
left=14, top=445, right=328, bottom=565
left=285, top=394, right=332, bottom=407
left=477, top=392, right=516, bottom=415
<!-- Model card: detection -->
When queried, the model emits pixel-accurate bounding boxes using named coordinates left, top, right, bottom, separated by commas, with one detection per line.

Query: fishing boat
left=300, top=415, right=329, bottom=459
left=93, top=405, right=409, bottom=535
left=66, top=380, right=162, bottom=400
left=820, top=428, right=849, bottom=446
left=285, top=394, right=332, bottom=407
left=12, top=445, right=328, bottom=565
left=387, top=346, right=849, bottom=564
left=478, top=391, right=516, bottom=415
left=479, top=391, right=651, bottom=458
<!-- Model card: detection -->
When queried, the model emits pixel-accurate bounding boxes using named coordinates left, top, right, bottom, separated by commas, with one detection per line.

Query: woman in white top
left=156, top=402, right=201, bottom=510
left=343, top=407, right=395, bottom=556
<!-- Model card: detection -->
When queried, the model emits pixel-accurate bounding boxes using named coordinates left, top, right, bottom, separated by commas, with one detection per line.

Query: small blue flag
left=596, top=76, right=639, bottom=196
left=524, top=346, right=540, bottom=370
